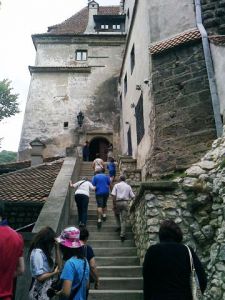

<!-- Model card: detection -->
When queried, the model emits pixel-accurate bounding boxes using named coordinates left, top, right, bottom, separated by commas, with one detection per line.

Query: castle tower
left=18, top=1, right=126, bottom=161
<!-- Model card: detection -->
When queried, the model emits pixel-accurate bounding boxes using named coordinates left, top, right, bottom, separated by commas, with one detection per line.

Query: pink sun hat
left=56, top=226, right=84, bottom=248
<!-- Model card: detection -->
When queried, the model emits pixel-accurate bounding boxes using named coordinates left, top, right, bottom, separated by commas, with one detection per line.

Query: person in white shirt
left=92, top=154, right=105, bottom=174
left=70, top=177, right=95, bottom=226
left=111, top=175, right=135, bottom=242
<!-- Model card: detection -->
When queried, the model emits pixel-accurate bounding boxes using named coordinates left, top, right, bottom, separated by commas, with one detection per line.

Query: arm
left=61, top=280, right=72, bottom=297
left=192, top=249, right=207, bottom=293
left=15, top=257, right=25, bottom=276
left=55, top=242, right=62, bottom=270
left=89, top=257, right=99, bottom=289
left=36, top=266, right=59, bottom=282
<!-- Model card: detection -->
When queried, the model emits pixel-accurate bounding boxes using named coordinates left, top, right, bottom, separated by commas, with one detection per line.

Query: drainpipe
left=194, top=0, right=223, bottom=137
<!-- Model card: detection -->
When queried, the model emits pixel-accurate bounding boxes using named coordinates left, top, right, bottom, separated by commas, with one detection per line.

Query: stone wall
left=130, top=132, right=225, bottom=299
left=201, top=0, right=225, bottom=35
left=4, top=202, right=42, bottom=230
left=146, top=41, right=216, bottom=176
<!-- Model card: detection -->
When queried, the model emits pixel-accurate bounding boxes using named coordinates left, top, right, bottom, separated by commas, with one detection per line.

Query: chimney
left=85, top=0, right=99, bottom=33
left=29, top=138, right=45, bottom=166
left=120, top=0, right=125, bottom=14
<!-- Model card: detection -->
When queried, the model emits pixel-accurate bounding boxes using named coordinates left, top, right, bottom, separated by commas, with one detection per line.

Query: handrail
left=15, top=222, right=35, bottom=232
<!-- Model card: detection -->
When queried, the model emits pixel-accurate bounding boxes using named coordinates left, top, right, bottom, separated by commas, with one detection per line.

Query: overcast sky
left=0, top=0, right=119, bottom=152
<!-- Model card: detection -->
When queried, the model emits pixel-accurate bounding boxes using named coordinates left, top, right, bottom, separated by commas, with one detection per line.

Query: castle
left=19, top=0, right=225, bottom=178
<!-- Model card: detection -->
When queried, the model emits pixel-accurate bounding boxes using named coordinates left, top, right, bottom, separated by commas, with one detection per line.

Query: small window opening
left=130, top=44, right=135, bottom=74
left=64, top=122, right=69, bottom=129
left=124, top=73, right=127, bottom=95
left=76, top=50, right=87, bottom=61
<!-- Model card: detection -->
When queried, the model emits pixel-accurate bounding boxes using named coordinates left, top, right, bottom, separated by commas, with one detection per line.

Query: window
left=127, top=9, right=130, bottom=19
left=64, top=122, right=68, bottom=129
left=130, top=44, right=135, bottom=74
left=127, top=126, right=132, bottom=156
left=76, top=50, right=87, bottom=61
left=113, top=24, right=121, bottom=30
left=135, top=94, right=145, bottom=145
left=124, top=74, right=127, bottom=95
left=101, top=24, right=109, bottom=29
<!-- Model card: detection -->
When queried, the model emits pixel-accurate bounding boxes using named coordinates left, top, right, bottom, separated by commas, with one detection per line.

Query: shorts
left=96, top=194, right=109, bottom=208
left=109, top=170, right=116, bottom=177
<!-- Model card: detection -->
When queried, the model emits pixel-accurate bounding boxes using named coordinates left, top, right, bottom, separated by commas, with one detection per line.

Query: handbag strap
left=70, top=259, right=87, bottom=299
left=185, top=245, right=194, bottom=271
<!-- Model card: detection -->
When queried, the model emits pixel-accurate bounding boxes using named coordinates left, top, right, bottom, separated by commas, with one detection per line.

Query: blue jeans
left=75, top=194, right=89, bottom=225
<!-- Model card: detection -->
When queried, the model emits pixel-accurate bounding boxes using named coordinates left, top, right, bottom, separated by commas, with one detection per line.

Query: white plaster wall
left=149, top=0, right=196, bottom=43
left=19, top=40, right=125, bottom=159
left=120, top=0, right=152, bottom=170
left=210, top=44, right=225, bottom=116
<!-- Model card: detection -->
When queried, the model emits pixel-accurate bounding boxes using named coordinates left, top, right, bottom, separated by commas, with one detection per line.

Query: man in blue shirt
left=92, top=171, right=110, bottom=229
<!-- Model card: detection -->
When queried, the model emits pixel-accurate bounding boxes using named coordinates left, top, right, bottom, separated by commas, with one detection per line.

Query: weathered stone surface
left=186, top=165, right=205, bottom=176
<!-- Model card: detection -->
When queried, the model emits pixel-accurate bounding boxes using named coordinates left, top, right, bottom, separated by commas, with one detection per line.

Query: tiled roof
left=47, top=6, right=120, bottom=34
left=0, top=160, right=63, bottom=204
left=209, top=35, right=225, bottom=46
left=0, top=156, right=63, bottom=175
left=149, top=29, right=201, bottom=55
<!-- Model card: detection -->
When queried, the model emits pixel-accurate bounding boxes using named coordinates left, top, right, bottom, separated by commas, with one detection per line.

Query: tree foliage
left=0, top=79, right=19, bottom=122
left=0, top=150, right=17, bottom=164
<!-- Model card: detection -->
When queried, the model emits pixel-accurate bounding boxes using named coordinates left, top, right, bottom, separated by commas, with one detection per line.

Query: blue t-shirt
left=92, top=174, right=110, bottom=195
left=60, top=257, right=89, bottom=300
left=107, top=162, right=116, bottom=176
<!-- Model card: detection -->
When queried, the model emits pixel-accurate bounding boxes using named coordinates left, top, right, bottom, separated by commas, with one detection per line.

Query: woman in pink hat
left=57, top=226, right=90, bottom=300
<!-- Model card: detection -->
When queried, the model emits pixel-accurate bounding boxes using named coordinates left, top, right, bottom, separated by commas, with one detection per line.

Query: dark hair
left=60, top=244, right=84, bottom=261
left=29, top=226, right=56, bottom=267
left=159, top=219, right=183, bottom=243
left=0, top=202, right=5, bottom=218
left=80, top=227, right=89, bottom=241
left=119, top=175, right=126, bottom=181
left=110, top=158, right=115, bottom=163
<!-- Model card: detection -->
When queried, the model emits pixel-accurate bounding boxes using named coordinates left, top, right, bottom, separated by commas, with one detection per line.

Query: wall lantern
left=77, top=111, right=84, bottom=127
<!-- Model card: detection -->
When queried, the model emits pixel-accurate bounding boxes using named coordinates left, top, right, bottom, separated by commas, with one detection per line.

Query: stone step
left=88, top=240, right=135, bottom=248
left=98, top=277, right=142, bottom=290
left=89, top=232, right=133, bottom=240
left=95, top=256, right=139, bottom=266
left=70, top=213, right=116, bottom=221
left=94, top=247, right=137, bottom=256
left=86, top=225, right=132, bottom=233
left=97, top=266, right=142, bottom=277
left=88, top=290, right=143, bottom=300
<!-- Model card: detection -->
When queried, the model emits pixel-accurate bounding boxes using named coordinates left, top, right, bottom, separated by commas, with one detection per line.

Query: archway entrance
left=89, top=137, right=109, bottom=161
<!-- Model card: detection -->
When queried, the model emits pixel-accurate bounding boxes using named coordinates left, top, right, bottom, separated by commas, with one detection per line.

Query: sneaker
left=97, top=220, right=102, bottom=229
left=120, top=236, right=126, bottom=242
left=102, top=215, right=107, bottom=222
left=115, top=227, right=121, bottom=233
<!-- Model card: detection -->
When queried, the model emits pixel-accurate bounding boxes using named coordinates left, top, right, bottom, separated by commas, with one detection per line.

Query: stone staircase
left=69, top=162, right=143, bottom=300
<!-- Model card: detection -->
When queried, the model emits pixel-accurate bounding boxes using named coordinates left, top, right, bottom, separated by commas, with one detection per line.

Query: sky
left=0, top=0, right=119, bottom=152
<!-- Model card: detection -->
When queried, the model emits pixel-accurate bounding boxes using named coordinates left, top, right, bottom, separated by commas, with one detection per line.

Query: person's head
left=29, top=226, right=56, bottom=266
left=79, top=226, right=89, bottom=242
left=119, top=175, right=126, bottom=182
left=159, top=219, right=183, bottom=243
left=110, top=157, right=115, bottom=163
left=56, top=226, right=84, bottom=261
left=85, top=141, right=89, bottom=145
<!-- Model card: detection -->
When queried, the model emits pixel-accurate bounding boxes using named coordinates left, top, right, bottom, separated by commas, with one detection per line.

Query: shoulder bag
left=185, top=245, right=202, bottom=300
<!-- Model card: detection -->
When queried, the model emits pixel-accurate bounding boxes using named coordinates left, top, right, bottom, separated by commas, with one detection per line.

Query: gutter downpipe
left=194, top=0, right=223, bottom=137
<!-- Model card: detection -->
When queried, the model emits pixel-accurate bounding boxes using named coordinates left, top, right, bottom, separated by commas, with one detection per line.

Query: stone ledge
left=130, top=181, right=178, bottom=212
left=29, top=66, right=91, bottom=74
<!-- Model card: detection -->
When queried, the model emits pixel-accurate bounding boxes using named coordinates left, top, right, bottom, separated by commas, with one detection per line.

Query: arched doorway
left=89, top=137, right=110, bottom=161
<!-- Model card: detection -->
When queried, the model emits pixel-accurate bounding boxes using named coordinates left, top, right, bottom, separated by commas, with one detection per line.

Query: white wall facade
left=119, top=0, right=197, bottom=175
left=19, top=36, right=125, bottom=160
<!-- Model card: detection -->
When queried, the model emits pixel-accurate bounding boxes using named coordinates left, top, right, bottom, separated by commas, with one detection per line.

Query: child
left=107, top=157, right=116, bottom=183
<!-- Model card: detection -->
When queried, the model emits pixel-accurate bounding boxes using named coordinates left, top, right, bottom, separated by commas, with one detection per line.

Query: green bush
left=0, top=150, right=17, bottom=163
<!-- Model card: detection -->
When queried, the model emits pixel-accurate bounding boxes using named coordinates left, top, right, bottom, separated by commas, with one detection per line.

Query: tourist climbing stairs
left=69, top=162, right=143, bottom=300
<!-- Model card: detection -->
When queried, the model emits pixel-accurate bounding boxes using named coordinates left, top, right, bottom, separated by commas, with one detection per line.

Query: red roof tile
left=0, top=160, right=63, bottom=204
left=149, top=29, right=201, bottom=55
left=47, top=6, right=120, bottom=35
